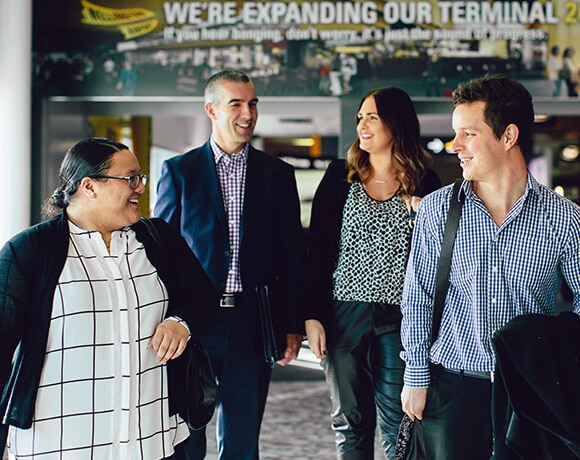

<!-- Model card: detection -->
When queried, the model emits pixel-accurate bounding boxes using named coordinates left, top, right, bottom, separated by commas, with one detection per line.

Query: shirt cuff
left=167, top=316, right=191, bottom=339
left=403, top=365, right=431, bottom=388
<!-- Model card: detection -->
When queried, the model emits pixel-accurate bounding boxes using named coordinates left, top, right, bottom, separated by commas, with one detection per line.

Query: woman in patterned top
left=305, top=87, right=441, bottom=459
left=0, top=138, right=216, bottom=459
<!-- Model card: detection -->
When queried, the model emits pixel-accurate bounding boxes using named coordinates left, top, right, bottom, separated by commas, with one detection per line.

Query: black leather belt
left=220, top=293, right=240, bottom=308
left=443, top=367, right=493, bottom=381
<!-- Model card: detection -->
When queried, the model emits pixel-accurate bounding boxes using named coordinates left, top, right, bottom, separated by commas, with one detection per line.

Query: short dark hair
left=453, top=74, right=534, bottom=160
left=204, top=70, right=252, bottom=104
left=43, top=137, right=128, bottom=218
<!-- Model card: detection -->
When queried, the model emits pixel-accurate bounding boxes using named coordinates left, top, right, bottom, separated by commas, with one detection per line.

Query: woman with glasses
left=0, top=137, right=217, bottom=459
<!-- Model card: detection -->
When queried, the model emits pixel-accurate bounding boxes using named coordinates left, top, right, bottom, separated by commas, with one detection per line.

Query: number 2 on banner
left=565, top=2, right=580, bottom=23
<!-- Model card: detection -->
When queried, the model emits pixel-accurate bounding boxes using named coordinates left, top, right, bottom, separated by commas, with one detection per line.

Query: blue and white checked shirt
left=401, top=174, right=580, bottom=387
left=212, top=138, right=248, bottom=293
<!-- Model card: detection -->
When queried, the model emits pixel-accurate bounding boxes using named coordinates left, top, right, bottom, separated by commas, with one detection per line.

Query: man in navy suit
left=153, top=70, right=306, bottom=459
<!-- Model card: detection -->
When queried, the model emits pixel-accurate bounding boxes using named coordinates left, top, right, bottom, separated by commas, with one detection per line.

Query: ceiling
left=50, top=95, right=580, bottom=151
left=254, top=112, right=457, bottom=138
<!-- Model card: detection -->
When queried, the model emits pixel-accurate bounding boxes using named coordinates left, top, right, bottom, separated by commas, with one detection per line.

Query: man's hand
left=276, top=333, right=303, bottom=366
left=147, top=319, right=189, bottom=364
left=305, top=319, right=327, bottom=359
left=401, top=385, right=428, bottom=421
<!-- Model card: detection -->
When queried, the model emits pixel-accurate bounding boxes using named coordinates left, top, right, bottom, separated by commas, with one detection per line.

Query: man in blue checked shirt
left=400, top=74, right=580, bottom=459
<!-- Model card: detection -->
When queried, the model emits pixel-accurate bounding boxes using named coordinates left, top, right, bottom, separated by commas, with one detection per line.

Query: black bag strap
left=431, top=179, right=464, bottom=346
left=140, top=217, right=163, bottom=253
left=140, top=217, right=171, bottom=280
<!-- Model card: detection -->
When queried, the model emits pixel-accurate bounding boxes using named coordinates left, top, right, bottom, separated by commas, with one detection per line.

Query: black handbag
left=140, top=218, right=218, bottom=430
left=182, top=339, right=218, bottom=430
left=395, top=413, right=427, bottom=460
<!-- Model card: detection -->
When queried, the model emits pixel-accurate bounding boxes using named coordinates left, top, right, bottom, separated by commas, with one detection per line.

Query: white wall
left=0, top=0, right=32, bottom=244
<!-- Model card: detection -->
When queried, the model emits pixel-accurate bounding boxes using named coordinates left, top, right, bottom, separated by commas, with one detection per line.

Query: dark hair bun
left=52, top=188, right=66, bottom=208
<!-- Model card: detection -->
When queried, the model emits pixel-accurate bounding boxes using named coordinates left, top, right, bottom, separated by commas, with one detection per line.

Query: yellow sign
left=81, top=0, right=158, bottom=38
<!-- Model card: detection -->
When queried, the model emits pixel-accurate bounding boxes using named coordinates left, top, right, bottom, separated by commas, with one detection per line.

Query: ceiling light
left=534, top=114, right=551, bottom=123
left=292, top=138, right=315, bottom=147
left=426, top=138, right=445, bottom=154
left=560, top=144, right=580, bottom=162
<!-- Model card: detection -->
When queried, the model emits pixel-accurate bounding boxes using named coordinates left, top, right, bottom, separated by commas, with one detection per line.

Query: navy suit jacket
left=153, top=140, right=306, bottom=350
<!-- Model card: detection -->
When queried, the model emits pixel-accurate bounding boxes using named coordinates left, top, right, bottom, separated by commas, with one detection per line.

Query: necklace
left=373, top=174, right=393, bottom=184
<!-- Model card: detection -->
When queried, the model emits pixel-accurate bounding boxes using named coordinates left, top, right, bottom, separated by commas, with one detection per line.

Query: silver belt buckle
left=220, top=293, right=236, bottom=308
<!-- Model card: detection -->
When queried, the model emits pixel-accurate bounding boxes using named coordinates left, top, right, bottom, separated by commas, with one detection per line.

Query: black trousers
left=166, top=441, right=187, bottom=459
left=323, top=300, right=404, bottom=460
left=422, top=365, right=493, bottom=460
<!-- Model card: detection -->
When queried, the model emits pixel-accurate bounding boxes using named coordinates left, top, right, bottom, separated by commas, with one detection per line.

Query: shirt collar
left=210, top=137, right=249, bottom=165
left=462, top=171, right=540, bottom=202
left=526, top=172, right=542, bottom=196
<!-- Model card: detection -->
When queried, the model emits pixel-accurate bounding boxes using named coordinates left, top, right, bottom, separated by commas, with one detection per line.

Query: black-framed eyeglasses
left=90, top=174, right=148, bottom=189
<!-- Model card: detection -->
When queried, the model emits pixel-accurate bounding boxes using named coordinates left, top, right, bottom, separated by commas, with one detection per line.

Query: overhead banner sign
left=76, top=1, right=562, bottom=42
left=33, top=0, right=579, bottom=98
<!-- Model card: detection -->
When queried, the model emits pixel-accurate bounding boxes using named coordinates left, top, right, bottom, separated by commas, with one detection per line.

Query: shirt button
left=224, top=251, right=230, bottom=257
left=492, top=266, right=498, bottom=273
left=491, top=298, right=497, bottom=304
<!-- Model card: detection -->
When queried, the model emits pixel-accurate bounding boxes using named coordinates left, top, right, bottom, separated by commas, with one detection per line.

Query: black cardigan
left=305, top=159, right=442, bottom=327
left=492, top=312, right=580, bottom=459
left=0, top=213, right=217, bottom=450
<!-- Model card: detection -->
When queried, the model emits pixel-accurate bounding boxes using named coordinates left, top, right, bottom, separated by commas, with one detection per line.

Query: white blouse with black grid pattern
left=9, top=222, right=189, bottom=460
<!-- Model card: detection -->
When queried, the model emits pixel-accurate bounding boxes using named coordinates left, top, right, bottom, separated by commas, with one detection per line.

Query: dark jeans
left=565, top=79, right=578, bottom=97
left=323, top=300, right=404, bottom=460
left=422, top=365, right=493, bottom=460
left=183, top=302, right=272, bottom=460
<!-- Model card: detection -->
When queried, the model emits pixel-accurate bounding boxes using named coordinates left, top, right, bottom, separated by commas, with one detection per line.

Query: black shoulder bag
left=431, top=178, right=465, bottom=345
left=140, top=218, right=217, bottom=430
left=395, top=179, right=465, bottom=460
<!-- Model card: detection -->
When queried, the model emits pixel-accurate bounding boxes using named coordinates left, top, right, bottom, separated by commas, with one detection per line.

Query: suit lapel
left=242, top=147, right=262, bottom=240
left=199, top=143, right=227, bottom=232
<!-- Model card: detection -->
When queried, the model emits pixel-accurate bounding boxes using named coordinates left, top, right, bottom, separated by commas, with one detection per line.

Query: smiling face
left=205, top=80, right=258, bottom=154
left=451, top=101, right=507, bottom=182
left=356, top=95, right=394, bottom=155
left=87, top=149, right=144, bottom=233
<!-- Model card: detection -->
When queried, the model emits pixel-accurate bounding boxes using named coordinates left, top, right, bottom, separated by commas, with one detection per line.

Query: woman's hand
left=406, top=195, right=422, bottom=224
left=277, top=333, right=303, bottom=367
left=147, top=319, right=190, bottom=364
left=305, top=319, right=327, bottom=359
left=405, top=196, right=421, bottom=215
